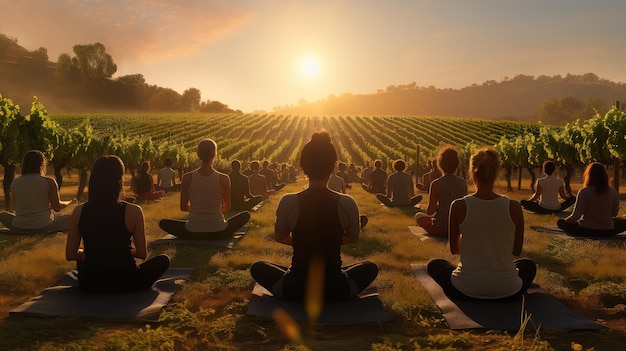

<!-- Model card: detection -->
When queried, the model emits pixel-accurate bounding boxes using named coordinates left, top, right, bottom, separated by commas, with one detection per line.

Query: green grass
left=1, top=173, right=626, bottom=350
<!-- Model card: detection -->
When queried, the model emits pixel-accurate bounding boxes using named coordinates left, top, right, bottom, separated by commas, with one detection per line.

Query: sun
left=299, top=57, right=321, bottom=79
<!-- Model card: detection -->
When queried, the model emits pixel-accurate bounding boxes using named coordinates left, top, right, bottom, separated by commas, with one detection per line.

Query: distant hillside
left=274, top=74, right=626, bottom=122
left=2, top=33, right=625, bottom=119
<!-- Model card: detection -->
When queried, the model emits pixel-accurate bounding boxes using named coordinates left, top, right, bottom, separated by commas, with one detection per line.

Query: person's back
left=369, top=168, right=387, bottom=194
left=186, top=170, right=227, bottom=232
left=157, top=167, right=176, bottom=188
left=11, top=174, right=53, bottom=229
left=249, top=172, right=267, bottom=197
left=574, top=186, right=618, bottom=230
left=134, top=172, right=153, bottom=194
left=432, top=174, right=468, bottom=227
left=452, top=195, right=521, bottom=298
left=387, top=171, right=413, bottom=205
left=229, top=170, right=249, bottom=210
left=536, top=175, right=564, bottom=210
left=328, top=173, right=346, bottom=193
left=78, top=201, right=137, bottom=291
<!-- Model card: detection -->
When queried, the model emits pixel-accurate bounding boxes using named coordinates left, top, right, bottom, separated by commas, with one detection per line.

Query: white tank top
left=185, top=170, right=227, bottom=232
left=11, top=174, right=54, bottom=229
left=451, top=195, right=522, bottom=299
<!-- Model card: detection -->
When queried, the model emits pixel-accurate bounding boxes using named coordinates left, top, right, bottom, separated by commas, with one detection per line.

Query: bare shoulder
left=124, top=202, right=144, bottom=216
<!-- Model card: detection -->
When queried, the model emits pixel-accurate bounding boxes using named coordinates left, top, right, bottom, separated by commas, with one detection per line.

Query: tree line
left=0, top=34, right=240, bottom=113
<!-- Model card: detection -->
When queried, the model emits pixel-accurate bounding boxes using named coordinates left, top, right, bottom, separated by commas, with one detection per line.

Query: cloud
left=0, top=0, right=255, bottom=61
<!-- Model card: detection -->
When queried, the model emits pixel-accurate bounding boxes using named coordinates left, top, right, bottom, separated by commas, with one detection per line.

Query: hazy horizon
left=1, top=0, right=625, bottom=112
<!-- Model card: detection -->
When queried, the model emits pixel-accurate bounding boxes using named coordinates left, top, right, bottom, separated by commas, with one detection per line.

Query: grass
left=1, top=172, right=626, bottom=350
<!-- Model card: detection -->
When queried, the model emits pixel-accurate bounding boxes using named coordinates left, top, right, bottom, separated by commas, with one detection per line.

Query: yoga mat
left=410, top=263, right=600, bottom=330
left=530, top=225, right=626, bottom=240
left=246, top=283, right=392, bottom=323
left=151, top=226, right=248, bottom=248
left=408, top=226, right=447, bottom=243
left=10, top=268, right=193, bottom=321
left=0, top=228, right=61, bottom=235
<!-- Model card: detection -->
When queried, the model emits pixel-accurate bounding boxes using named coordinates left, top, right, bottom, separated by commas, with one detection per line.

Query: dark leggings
left=427, top=258, right=537, bottom=301
left=78, top=254, right=171, bottom=293
left=520, top=197, right=576, bottom=214
left=159, top=212, right=250, bottom=240
left=250, top=260, right=379, bottom=301
left=375, top=193, right=422, bottom=207
left=557, top=218, right=626, bottom=237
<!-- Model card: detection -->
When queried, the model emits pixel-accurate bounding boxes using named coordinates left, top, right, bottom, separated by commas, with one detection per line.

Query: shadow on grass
left=342, top=236, right=390, bottom=258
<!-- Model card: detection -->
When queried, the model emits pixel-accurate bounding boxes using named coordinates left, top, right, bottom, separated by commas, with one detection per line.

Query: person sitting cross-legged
left=521, top=160, right=575, bottom=214
left=159, top=139, right=250, bottom=240
left=229, top=160, right=263, bottom=211
left=250, top=132, right=377, bottom=302
left=376, top=159, right=422, bottom=207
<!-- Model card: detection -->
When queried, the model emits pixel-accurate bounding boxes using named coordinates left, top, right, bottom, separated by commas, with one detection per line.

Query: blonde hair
left=470, top=148, right=500, bottom=185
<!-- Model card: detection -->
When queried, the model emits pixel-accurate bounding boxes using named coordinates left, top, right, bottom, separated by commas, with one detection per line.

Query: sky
left=1, top=0, right=626, bottom=112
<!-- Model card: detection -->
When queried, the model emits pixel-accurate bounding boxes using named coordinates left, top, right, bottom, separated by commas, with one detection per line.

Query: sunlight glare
left=299, top=57, right=321, bottom=79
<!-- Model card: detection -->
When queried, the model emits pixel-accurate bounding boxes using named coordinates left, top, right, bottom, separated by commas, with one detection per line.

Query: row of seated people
left=0, top=140, right=624, bottom=301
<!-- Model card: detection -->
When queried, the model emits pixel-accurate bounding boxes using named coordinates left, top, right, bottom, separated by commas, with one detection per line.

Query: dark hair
left=164, top=157, right=173, bottom=167
left=470, top=148, right=500, bottom=185
left=21, top=150, right=46, bottom=175
left=542, top=160, right=555, bottom=175
left=139, top=161, right=150, bottom=174
left=374, top=159, right=382, bottom=168
left=437, top=146, right=460, bottom=174
left=231, top=159, right=241, bottom=171
left=300, top=132, right=337, bottom=181
left=393, top=159, right=406, bottom=172
left=88, top=155, right=125, bottom=205
left=250, top=161, right=260, bottom=172
left=583, top=162, right=609, bottom=193
left=197, top=139, right=217, bottom=163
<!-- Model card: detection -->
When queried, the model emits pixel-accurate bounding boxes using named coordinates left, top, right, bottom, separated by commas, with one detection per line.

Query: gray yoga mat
left=410, top=263, right=601, bottom=330
left=246, top=283, right=392, bottom=323
left=531, top=225, right=626, bottom=239
left=10, top=268, right=193, bottom=321
left=151, top=226, right=248, bottom=248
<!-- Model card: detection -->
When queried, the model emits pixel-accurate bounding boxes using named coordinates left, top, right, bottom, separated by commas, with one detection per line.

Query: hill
left=274, top=74, right=626, bottom=121
left=2, top=33, right=625, bottom=119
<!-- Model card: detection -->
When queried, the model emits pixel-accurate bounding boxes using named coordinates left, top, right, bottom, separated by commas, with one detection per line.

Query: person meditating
left=156, top=157, right=181, bottom=192
left=132, top=161, right=165, bottom=201
left=159, top=139, right=250, bottom=239
left=376, top=159, right=422, bottom=207
left=415, top=146, right=467, bottom=237
left=65, top=156, right=170, bottom=293
left=521, top=160, right=575, bottom=214
left=427, top=148, right=536, bottom=300
left=0, top=150, right=76, bottom=233
left=229, top=159, right=263, bottom=211
left=557, top=162, right=626, bottom=237
left=250, top=132, right=378, bottom=302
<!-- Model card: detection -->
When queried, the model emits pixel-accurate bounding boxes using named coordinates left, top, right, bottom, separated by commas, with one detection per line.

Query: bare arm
left=220, top=173, right=231, bottom=212
left=65, top=205, right=84, bottom=261
left=47, top=178, right=73, bottom=211
left=426, top=180, right=440, bottom=215
left=180, top=172, right=192, bottom=212
left=448, top=199, right=466, bottom=254
left=558, top=185, right=569, bottom=200
left=510, top=200, right=524, bottom=256
left=126, top=203, right=147, bottom=259
left=275, top=230, right=293, bottom=246
left=528, top=184, right=542, bottom=202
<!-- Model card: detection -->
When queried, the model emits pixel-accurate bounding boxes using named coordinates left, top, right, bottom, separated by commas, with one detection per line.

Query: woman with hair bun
left=427, top=148, right=536, bottom=300
left=250, top=132, right=378, bottom=302
left=557, top=162, right=626, bottom=237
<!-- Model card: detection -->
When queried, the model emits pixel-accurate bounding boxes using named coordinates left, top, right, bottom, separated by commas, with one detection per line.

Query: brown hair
left=89, top=155, right=125, bottom=205
left=470, top=148, right=500, bottom=185
left=21, top=150, right=46, bottom=175
left=583, top=162, right=609, bottom=193
left=437, top=146, right=460, bottom=174
left=393, top=159, right=406, bottom=172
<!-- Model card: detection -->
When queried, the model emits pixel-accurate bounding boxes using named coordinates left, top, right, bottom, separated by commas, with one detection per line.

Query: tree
left=56, top=53, right=80, bottom=81
left=0, top=95, right=23, bottom=209
left=181, top=88, right=201, bottom=112
left=72, top=42, right=117, bottom=80
left=31, top=47, right=48, bottom=61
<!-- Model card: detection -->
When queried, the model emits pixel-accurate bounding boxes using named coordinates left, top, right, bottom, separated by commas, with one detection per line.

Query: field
left=1, top=113, right=626, bottom=350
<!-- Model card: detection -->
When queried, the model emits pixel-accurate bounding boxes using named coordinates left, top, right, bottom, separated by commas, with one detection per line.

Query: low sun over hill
left=2, top=33, right=625, bottom=122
